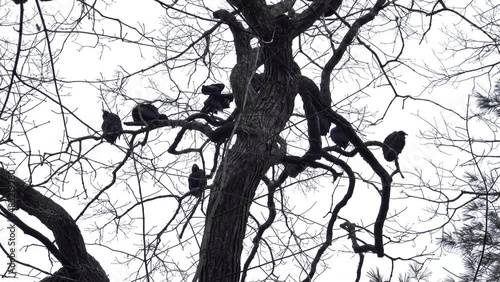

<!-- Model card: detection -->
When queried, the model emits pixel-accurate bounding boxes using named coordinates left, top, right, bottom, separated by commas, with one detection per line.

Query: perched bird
left=201, top=96, right=224, bottom=114
left=132, top=103, right=167, bottom=123
left=101, top=110, right=123, bottom=144
left=305, top=0, right=342, bottom=17
left=324, top=0, right=342, bottom=17
left=12, top=0, right=52, bottom=4
left=318, top=113, right=331, bottom=136
left=201, top=83, right=225, bottom=95
left=330, top=126, right=350, bottom=149
left=200, top=83, right=233, bottom=114
left=251, top=73, right=265, bottom=93
left=382, top=131, right=407, bottom=162
left=188, top=164, right=207, bottom=197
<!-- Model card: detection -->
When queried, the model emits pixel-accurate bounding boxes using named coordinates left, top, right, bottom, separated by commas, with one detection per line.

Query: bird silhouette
left=188, top=164, right=207, bottom=197
left=382, top=131, right=407, bottom=162
left=330, top=126, right=350, bottom=149
left=200, top=83, right=233, bottom=114
left=305, top=0, right=342, bottom=17
left=101, top=110, right=122, bottom=144
left=132, top=103, right=167, bottom=123
left=201, top=83, right=225, bottom=95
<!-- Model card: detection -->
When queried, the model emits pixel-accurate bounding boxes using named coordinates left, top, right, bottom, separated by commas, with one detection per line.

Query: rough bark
left=197, top=1, right=391, bottom=280
left=0, top=168, right=109, bottom=281
left=198, top=7, right=298, bottom=282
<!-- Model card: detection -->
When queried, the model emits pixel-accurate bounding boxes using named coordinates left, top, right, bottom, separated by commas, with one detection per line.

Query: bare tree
left=1, top=0, right=499, bottom=281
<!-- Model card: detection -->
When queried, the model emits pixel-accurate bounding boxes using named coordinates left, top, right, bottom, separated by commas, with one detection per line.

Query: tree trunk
left=199, top=15, right=297, bottom=281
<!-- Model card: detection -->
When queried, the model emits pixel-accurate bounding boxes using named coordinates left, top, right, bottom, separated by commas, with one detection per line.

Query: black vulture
left=201, top=96, right=225, bottom=114
left=132, top=103, right=167, bottom=123
left=251, top=73, right=265, bottom=93
left=200, top=83, right=233, bottom=114
left=324, top=0, right=342, bottom=17
left=382, top=131, right=407, bottom=162
left=201, top=83, right=225, bottom=95
left=188, top=164, right=207, bottom=197
left=101, top=110, right=122, bottom=144
left=305, top=0, right=342, bottom=17
left=330, top=126, right=350, bottom=149
left=318, top=113, right=331, bottom=136
left=13, top=0, right=63, bottom=4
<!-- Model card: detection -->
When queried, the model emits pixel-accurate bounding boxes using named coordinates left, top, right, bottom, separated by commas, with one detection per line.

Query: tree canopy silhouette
left=1, top=1, right=499, bottom=281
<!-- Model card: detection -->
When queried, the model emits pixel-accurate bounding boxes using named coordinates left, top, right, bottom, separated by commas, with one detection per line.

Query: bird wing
left=188, top=174, right=196, bottom=189
left=201, top=83, right=225, bottom=95
left=383, top=132, right=397, bottom=149
left=382, top=132, right=406, bottom=161
left=139, top=104, right=158, bottom=120
left=385, top=133, right=405, bottom=154
left=382, top=132, right=397, bottom=160
left=330, top=127, right=349, bottom=148
left=110, top=114, right=123, bottom=131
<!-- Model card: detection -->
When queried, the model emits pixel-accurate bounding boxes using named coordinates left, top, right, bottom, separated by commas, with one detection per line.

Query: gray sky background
left=0, top=0, right=497, bottom=281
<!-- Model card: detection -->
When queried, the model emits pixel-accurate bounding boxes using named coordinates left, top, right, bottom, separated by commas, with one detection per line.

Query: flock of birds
left=185, top=129, right=407, bottom=198
left=100, top=83, right=234, bottom=198
left=101, top=81, right=407, bottom=198
left=101, top=103, right=168, bottom=144
left=100, top=83, right=234, bottom=144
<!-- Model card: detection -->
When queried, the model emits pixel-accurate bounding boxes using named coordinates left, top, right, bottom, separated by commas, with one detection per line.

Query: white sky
left=0, top=0, right=498, bottom=281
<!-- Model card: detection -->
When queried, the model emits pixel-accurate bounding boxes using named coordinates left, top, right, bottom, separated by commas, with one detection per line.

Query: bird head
left=192, top=164, right=199, bottom=172
left=102, top=110, right=109, bottom=119
left=398, top=131, right=407, bottom=136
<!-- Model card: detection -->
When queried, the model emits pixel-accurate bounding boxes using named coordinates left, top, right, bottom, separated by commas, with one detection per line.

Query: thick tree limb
left=0, top=168, right=109, bottom=281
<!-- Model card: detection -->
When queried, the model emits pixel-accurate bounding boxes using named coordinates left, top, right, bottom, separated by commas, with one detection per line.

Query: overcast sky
left=0, top=0, right=498, bottom=281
